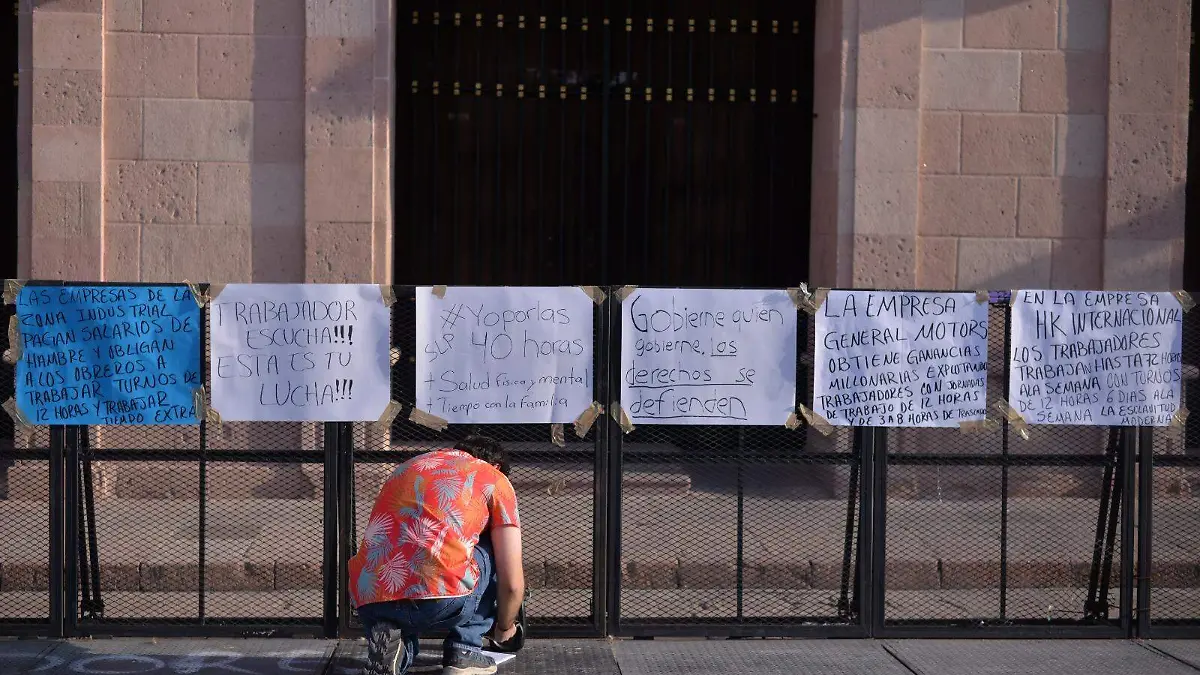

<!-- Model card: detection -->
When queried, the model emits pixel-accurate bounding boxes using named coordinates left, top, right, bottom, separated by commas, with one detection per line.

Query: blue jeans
left=357, top=538, right=497, bottom=673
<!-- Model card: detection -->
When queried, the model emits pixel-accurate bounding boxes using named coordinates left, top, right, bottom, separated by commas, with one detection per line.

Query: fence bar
left=1136, top=426, right=1153, bottom=637
left=1120, top=426, right=1135, bottom=637
left=323, top=421, right=341, bottom=638
left=49, top=425, right=66, bottom=637
left=63, top=426, right=79, bottom=635
left=735, top=430, right=745, bottom=622
left=591, top=295, right=610, bottom=636
left=198, top=427, right=207, bottom=623
left=869, top=426, right=886, bottom=636
left=335, top=422, right=353, bottom=638
left=605, top=295, right=623, bottom=636
left=999, top=303, right=1011, bottom=619
left=856, top=424, right=875, bottom=634
left=198, top=284, right=209, bottom=623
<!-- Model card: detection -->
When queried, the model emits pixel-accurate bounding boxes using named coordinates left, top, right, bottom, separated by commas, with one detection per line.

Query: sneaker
left=442, top=647, right=497, bottom=675
left=364, top=621, right=405, bottom=675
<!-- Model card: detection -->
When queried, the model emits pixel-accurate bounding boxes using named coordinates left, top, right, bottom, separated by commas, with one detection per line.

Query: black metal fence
left=1, top=283, right=1197, bottom=639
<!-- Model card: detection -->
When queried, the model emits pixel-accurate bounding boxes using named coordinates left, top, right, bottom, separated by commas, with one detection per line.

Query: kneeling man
left=350, top=436, right=524, bottom=675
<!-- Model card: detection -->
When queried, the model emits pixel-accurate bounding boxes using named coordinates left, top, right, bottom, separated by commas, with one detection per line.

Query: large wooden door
left=394, top=0, right=815, bottom=287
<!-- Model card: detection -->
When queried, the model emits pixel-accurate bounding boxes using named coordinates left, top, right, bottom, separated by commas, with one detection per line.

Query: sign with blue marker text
left=15, top=285, right=201, bottom=425
left=416, top=286, right=595, bottom=424
left=619, top=288, right=797, bottom=426
left=813, top=291, right=989, bottom=427
left=1008, top=290, right=1184, bottom=426
left=208, top=284, right=392, bottom=422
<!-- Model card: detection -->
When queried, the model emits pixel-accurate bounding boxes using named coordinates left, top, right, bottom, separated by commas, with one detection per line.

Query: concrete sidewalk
left=3, top=637, right=1200, bottom=675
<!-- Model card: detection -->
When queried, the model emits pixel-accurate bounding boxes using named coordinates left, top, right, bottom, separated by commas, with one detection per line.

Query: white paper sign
left=415, top=286, right=595, bottom=424
left=619, top=288, right=797, bottom=426
left=1008, top=290, right=1184, bottom=426
left=813, top=291, right=990, bottom=427
left=209, top=284, right=392, bottom=422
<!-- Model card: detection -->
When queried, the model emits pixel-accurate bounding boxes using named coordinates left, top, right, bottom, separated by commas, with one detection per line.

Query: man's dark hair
left=454, top=435, right=511, bottom=475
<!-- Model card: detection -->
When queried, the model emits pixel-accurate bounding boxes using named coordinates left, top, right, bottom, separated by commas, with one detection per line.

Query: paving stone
left=884, top=639, right=1199, bottom=675
left=615, top=639, right=912, bottom=675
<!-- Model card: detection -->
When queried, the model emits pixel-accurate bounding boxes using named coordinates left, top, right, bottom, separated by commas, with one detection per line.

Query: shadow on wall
left=249, top=5, right=311, bottom=284
left=843, top=0, right=1185, bottom=291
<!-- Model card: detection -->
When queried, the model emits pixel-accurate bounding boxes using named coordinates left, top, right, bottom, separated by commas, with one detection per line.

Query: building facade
left=13, top=0, right=1194, bottom=291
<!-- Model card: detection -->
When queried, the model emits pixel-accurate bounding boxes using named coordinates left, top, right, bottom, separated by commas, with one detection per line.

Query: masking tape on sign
left=610, top=401, right=635, bottom=434
left=797, top=403, right=834, bottom=436
left=183, top=280, right=208, bottom=308
left=789, top=284, right=827, bottom=315
left=410, top=407, right=449, bottom=432
left=578, top=286, right=607, bottom=305
left=4, top=315, right=21, bottom=365
left=380, top=285, right=397, bottom=307
left=377, top=400, right=403, bottom=427
left=959, top=418, right=999, bottom=433
left=192, top=387, right=222, bottom=426
left=573, top=402, right=604, bottom=438
left=994, top=399, right=1031, bottom=440
left=1171, top=407, right=1190, bottom=428
left=3, top=279, right=26, bottom=305
left=2, top=398, right=34, bottom=444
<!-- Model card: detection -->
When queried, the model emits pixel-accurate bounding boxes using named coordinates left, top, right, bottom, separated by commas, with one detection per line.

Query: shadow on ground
left=3, top=638, right=1200, bottom=675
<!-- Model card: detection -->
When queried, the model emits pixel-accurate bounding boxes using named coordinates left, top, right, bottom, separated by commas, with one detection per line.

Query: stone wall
left=18, top=0, right=392, bottom=284
left=17, top=0, right=1190, bottom=289
left=808, top=0, right=1189, bottom=291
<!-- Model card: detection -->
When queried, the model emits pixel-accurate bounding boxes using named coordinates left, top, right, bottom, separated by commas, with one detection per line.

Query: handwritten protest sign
left=14, top=285, right=201, bottom=425
left=813, top=291, right=989, bottom=427
left=1008, top=290, right=1184, bottom=426
left=415, top=287, right=595, bottom=424
left=619, top=288, right=797, bottom=425
left=209, top=284, right=391, bottom=422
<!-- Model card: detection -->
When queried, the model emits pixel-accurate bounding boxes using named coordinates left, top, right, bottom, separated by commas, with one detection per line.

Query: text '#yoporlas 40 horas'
left=421, top=300, right=587, bottom=417
left=19, top=286, right=199, bottom=424
left=624, top=293, right=787, bottom=422
left=211, top=298, right=361, bottom=408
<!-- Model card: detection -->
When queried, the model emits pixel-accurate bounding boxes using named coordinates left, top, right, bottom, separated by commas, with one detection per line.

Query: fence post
left=590, top=291, right=610, bottom=638
left=1120, top=427, right=1136, bottom=637
left=323, top=421, right=341, bottom=638
left=604, top=287, right=623, bottom=637
left=62, top=425, right=78, bottom=635
left=1136, top=426, right=1154, bottom=638
left=866, top=426, right=886, bottom=636
left=48, top=425, right=66, bottom=638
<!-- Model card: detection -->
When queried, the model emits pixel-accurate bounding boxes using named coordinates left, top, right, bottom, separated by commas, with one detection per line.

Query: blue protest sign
left=15, top=285, right=202, bottom=425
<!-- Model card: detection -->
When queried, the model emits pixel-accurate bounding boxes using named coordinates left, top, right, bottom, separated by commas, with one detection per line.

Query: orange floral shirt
left=348, top=449, right=521, bottom=607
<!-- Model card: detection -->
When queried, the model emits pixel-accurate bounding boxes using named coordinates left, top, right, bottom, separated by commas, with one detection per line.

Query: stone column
left=303, top=0, right=392, bottom=283
left=851, top=0, right=923, bottom=288
left=809, top=0, right=924, bottom=289
left=28, top=1, right=103, bottom=280
left=1103, top=0, right=1190, bottom=289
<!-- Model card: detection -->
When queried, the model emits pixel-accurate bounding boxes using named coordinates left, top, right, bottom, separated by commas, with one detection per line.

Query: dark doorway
left=393, top=0, right=816, bottom=287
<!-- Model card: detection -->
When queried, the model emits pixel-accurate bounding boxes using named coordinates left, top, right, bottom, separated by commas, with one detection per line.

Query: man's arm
left=491, top=524, right=524, bottom=636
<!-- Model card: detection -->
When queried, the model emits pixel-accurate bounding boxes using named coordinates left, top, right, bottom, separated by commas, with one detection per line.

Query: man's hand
left=492, top=622, right=518, bottom=645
